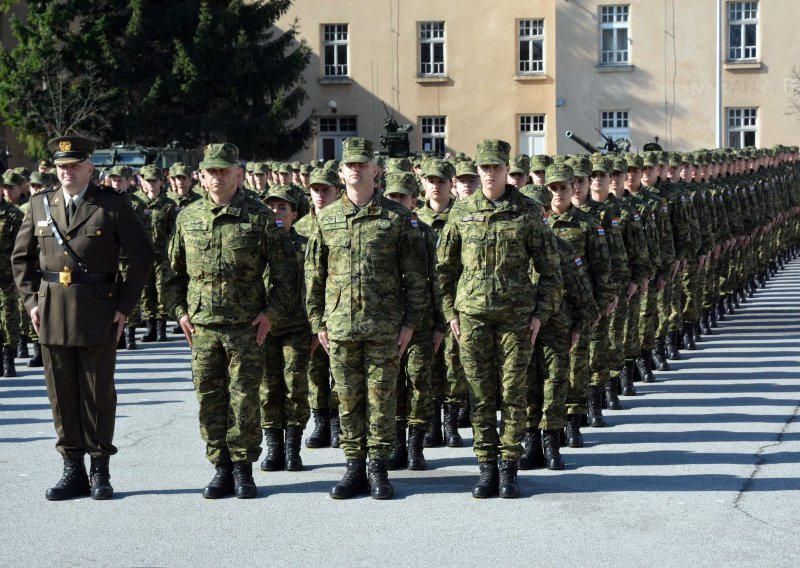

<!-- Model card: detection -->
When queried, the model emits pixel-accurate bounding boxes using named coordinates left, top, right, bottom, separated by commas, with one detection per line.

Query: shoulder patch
left=574, top=256, right=583, bottom=267
left=633, top=213, right=641, bottom=222
left=596, top=226, right=605, bottom=236
left=409, top=217, right=418, bottom=228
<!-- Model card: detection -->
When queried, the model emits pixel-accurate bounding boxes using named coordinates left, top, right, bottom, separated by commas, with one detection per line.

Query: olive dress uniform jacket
left=12, top=184, right=154, bottom=346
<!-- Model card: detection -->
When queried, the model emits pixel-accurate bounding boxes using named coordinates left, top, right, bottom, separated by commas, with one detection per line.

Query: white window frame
left=727, top=107, right=757, bottom=148
left=419, top=22, right=446, bottom=77
left=322, top=24, right=349, bottom=78
left=600, top=110, right=630, bottom=141
left=317, top=116, right=357, bottom=160
left=518, top=114, right=546, bottom=156
left=420, top=116, right=446, bottom=155
left=728, top=2, right=758, bottom=62
left=599, top=5, right=630, bottom=66
left=518, top=19, right=545, bottom=75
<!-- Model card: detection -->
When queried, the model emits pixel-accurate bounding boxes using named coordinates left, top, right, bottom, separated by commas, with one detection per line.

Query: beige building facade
left=277, top=0, right=800, bottom=161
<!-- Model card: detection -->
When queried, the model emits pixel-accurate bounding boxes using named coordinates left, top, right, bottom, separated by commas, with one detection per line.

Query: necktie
left=67, top=199, right=76, bottom=224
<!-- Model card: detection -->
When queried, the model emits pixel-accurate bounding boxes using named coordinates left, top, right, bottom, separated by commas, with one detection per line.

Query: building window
left=419, top=22, right=445, bottom=76
left=599, top=5, right=629, bottom=65
left=728, top=2, right=758, bottom=62
left=519, top=114, right=546, bottom=156
left=600, top=110, right=630, bottom=141
left=420, top=116, right=446, bottom=155
left=518, top=19, right=544, bottom=74
left=318, top=116, right=357, bottom=160
left=323, top=24, right=348, bottom=77
left=727, top=108, right=757, bottom=148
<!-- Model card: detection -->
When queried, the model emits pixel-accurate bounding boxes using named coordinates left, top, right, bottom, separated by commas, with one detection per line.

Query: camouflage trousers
left=308, top=346, right=338, bottom=411
left=459, top=314, right=532, bottom=462
left=638, top=283, right=658, bottom=352
left=656, top=277, right=674, bottom=339
left=669, top=271, right=684, bottom=332
left=260, top=326, right=311, bottom=429
left=141, top=257, right=168, bottom=320
left=191, top=323, right=263, bottom=464
left=120, top=261, right=142, bottom=329
left=702, top=255, right=719, bottom=311
left=682, top=259, right=704, bottom=323
left=18, top=296, right=35, bottom=339
left=0, top=285, right=20, bottom=347
left=608, top=294, right=628, bottom=377
left=623, top=290, right=642, bottom=360
left=525, top=332, right=570, bottom=431
left=430, top=331, right=468, bottom=407
left=395, top=324, right=435, bottom=430
left=566, top=330, right=590, bottom=415
left=589, top=314, right=611, bottom=388
left=328, top=337, right=399, bottom=460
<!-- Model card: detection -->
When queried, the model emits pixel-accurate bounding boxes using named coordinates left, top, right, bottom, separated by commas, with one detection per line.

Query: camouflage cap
left=274, top=162, right=291, bottom=174
left=421, top=158, right=455, bottom=180
left=139, top=164, right=163, bottom=181
left=290, top=161, right=302, bottom=172
left=324, top=159, right=339, bottom=170
left=610, top=155, right=628, bottom=173
left=299, top=164, right=313, bottom=175
left=668, top=152, right=682, bottom=167
left=251, top=162, right=270, bottom=175
left=508, top=153, right=531, bottom=175
left=199, top=143, right=239, bottom=169
left=589, top=153, right=610, bottom=174
left=386, top=157, right=413, bottom=172
left=679, top=152, right=696, bottom=165
left=475, top=139, right=511, bottom=166
left=545, top=163, right=574, bottom=186
left=12, top=166, right=30, bottom=180
left=341, top=137, right=374, bottom=164
left=265, top=184, right=299, bottom=208
left=169, top=162, right=193, bottom=177
left=109, top=165, right=134, bottom=178
left=455, top=159, right=478, bottom=177
left=530, top=154, right=553, bottom=172
left=384, top=171, right=419, bottom=196
left=47, top=136, right=96, bottom=165
left=1, top=170, right=24, bottom=186
left=29, top=171, right=48, bottom=186
left=642, top=151, right=660, bottom=167
left=309, top=167, right=340, bottom=187
left=567, top=155, right=591, bottom=177
left=624, top=153, right=644, bottom=169
left=245, top=161, right=256, bottom=173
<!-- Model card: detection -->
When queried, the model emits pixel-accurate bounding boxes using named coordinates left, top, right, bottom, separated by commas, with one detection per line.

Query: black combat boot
left=457, top=396, right=471, bottom=428
left=716, top=299, right=726, bottom=321
left=544, top=428, right=568, bottom=468
left=471, top=461, right=499, bottom=499
left=723, top=296, right=734, bottom=316
left=232, top=462, right=257, bottom=499
left=620, top=360, right=637, bottom=396
left=639, top=350, right=656, bottom=383
left=587, top=386, right=607, bottom=427
left=124, top=327, right=137, bottom=350
left=305, top=408, right=331, bottom=448
left=747, top=276, right=756, bottom=297
left=651, top=340, right=670, bottom=371
left=367, top=459, right=394, bottom=500
left=156, top=319, right=168, bottom=342
left=27, top=342, right=43, bottom=368
left=406, top=426, right=426, bottom=471
left=605, top=377, right=623, bottom=410
left=172, top=324, right=182, bottom=334
left=519, top=428, right=545, bottom=470
left=709, top=307, right=718, bottom=328
left=665, top=331, right=681, bottom=360
left=498, top=460, right=520, bottom=499
left=330, top=459, right=369, bottom=499
left=3, top=345, right=16, bottom=377
left=260, top=428, right=285, bottom=471
left=387, top=424, right=408, bottom=470
left=443, top=404, right=463, bottom=448
left=682, top=323, right=697, bottom=350
left=141, top=319, right=157, bottom=342
left=699, top=312, right=712, bottom=335
left=46, top=456, right=91, bottom=501
left=17, top=336, right=29, bottom=359
left=423, top=401, right=444, bottom=448
left=285, top=425, right=304, bottom=471
left=736, top=288, right=745, bottom=305
left=203, top=457, right=234, bottom=499
left=330, top=410, right=341, bottom=448
left=89, top=456, right=113, bottom=500
left=692, top=321, right=703, bottom=342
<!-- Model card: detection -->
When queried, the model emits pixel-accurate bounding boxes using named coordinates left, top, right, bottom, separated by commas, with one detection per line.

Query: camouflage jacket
left=136, top=190, right=177, bottom=258
left=437, top=185, right=562, bottom=324
left=579, top=198, right=630, bottom=292
left=305, top=191, right=428, bottom=341
left=165, top=188, right=298, bottom=326
left=0, top=199, right=24, bottom=287
left=168, top=189, right=202, bottom=214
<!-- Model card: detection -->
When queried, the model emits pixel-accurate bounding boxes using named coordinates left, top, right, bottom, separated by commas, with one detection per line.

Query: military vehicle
left=90, top=143, right=201, bottom=172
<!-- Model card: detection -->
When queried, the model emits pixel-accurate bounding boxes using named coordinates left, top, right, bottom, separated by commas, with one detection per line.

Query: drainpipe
left=716, top=0, right=723, bottom=147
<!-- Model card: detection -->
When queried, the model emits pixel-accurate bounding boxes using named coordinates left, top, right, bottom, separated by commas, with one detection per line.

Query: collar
left=62, top=185, right=89, bottom=206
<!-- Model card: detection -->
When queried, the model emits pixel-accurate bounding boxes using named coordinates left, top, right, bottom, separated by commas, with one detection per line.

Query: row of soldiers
left=159, top=137, right=799, bottom=500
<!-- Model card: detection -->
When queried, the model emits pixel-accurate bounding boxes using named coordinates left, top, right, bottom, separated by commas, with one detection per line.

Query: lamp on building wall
left=328, top=100, right=338, bottom=114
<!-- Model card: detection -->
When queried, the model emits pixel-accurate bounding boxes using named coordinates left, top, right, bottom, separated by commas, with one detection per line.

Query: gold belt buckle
left=59, top=266, right=72, bottom=286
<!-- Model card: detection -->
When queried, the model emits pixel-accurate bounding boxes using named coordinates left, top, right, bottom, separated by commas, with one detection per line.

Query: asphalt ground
left=1, top=263, right=799, bottom=567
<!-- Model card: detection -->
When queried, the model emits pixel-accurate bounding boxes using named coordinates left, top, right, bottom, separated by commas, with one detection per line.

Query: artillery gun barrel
left=565, top=131, right=600, bottom=154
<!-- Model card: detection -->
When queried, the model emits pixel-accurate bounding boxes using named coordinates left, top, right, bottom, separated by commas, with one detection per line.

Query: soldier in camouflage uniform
left=437, top=139, right=562, bottom=499
left=384, top=171, right=442, bottom=471
left=305, top=137, right=427, bottom=500
left=0, top=171, right=25, bottom=377
left=168, top=163, right=202, bottom=211
left=250, top=162, right=271, bottom=198
left=165, top=143, right=298, bottom=499
left=276, top=163, right=310, bottom=219
left=453, top=159, right=480, bottom=200
left=137, top=164, right=177, bottom=343
left=507, top=153, right=531, bottom=190
left=295, top=168, right=341, bottom=450
left=259, top=185, right=312, bottom=473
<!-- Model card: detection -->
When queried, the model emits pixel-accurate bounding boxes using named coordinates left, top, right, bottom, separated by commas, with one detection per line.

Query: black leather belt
left=42, top=271, right=117, bottom=286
